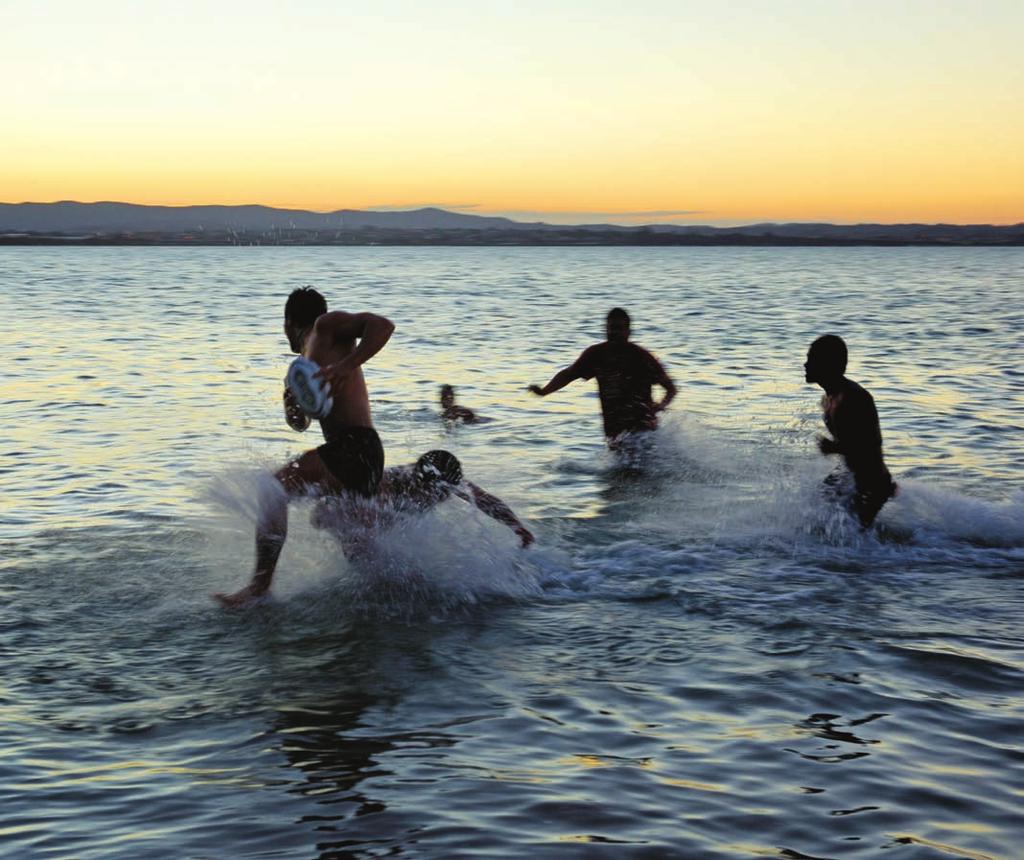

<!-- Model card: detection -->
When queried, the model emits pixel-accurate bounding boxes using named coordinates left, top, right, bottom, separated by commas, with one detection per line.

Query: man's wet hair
left=607, top=307, right=631, bottom=326
left=285, top=287, right=327, bottom=328
left=415, top=450, right=463, bottom=486
left=809, top=334, right=848, bottom=375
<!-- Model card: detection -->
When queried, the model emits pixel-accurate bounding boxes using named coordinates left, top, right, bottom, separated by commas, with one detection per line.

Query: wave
left=629, top=414, right=1024, bottom=550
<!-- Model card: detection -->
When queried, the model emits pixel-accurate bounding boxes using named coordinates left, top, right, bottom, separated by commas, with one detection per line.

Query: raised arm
left=311, top=311, right=395, bottom=384
left=456, top=481, right=534, bottom=547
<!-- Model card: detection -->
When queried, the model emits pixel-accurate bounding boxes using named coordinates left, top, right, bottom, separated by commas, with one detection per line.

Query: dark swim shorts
left=317, top=426, right=384, bottom=497
left=853, top=478, right=897, bottom=529
left=822, top=469, right=897, bottom=529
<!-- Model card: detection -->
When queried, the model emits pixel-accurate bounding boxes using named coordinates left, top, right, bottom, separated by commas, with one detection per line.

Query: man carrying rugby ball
left=215, top=287, right=394, bottom=607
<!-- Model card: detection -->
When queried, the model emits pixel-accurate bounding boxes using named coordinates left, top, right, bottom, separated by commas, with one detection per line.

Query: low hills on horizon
left=1, top=201, right=1021, bottom=246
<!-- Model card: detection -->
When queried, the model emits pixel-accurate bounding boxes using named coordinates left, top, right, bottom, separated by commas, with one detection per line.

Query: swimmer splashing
left=215, top=287, right=394, bottom=606
left=311, top=450, right=534, bottom=554
left=439, top=385, right=480, bottom=425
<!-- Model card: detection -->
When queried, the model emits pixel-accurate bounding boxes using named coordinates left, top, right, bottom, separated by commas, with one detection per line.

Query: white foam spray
left=198, top=464, right=543, bottom=620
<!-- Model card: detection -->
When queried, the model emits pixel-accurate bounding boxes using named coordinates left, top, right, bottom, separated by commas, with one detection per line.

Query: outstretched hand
left=515, top=525, right=535, bottom=548
left=528, top=384, right=544, bottom=396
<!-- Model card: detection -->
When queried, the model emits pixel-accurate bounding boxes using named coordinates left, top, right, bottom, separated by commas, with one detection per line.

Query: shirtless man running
left=804, top=334, right=897, bottom=528
left=528, top=307, right=676, bottom=447
left=215, top=287, right=394, bottom=606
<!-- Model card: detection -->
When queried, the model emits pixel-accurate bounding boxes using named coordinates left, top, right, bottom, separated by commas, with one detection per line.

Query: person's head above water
left=805, top=334, right=848, bottom=385
left=606, top=307, right=631, bottom=344
left=414, top=450, right=464, bottom=488
left=439, top=384, right=455, bottom=409
left=284, top=287, right=327, bottom=352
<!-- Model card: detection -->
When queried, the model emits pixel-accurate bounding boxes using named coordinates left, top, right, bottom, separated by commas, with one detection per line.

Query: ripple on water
left=0, top=246, right=1021, bottom=858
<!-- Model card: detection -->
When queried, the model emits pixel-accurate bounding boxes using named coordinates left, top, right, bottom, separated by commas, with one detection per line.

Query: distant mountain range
left=1, top=201, right=1021, bottom=245
left=0, top=202, right=545, bottom=233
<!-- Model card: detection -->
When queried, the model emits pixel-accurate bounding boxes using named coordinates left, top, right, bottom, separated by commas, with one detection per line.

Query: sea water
left=1, top=246, right=1021, bottom=858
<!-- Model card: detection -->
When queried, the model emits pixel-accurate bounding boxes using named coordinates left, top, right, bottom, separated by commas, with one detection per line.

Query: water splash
left=199, top=464, right=543, bottom=619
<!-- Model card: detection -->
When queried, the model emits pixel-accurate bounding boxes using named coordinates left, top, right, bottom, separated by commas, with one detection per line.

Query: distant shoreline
left=2, top=229, right=1022, bottom=247
left=2, top=203, right=1021, bottom=246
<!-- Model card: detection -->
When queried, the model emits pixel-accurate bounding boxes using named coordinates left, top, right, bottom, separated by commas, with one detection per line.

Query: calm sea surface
left=1, top=246, right=1022, bottom=859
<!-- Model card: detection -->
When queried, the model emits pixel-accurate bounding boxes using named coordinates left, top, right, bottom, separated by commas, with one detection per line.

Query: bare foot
left=213, top=585, right=267, bottom=608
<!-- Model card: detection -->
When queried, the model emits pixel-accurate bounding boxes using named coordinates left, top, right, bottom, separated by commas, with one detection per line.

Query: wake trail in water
left=542, top=414, right=1024, bottom=601
left=888, top=481, right=1024, bottom=547
left=648, top=413, right=1024, bottom=548
left=195, top=410, right=1022, bottom=621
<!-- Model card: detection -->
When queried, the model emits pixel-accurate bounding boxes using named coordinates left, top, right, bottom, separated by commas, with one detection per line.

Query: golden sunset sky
left=3, top=0, right=1022, bottom=224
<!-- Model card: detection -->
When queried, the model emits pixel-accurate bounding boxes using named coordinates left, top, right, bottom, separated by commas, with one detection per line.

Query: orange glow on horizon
left=3, top=2, right=1021, bottom=226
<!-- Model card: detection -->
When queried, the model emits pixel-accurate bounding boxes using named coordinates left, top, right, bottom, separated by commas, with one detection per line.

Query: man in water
left=312, top=450, right=534, bottom=550
left=528, top=308, right=676, bottom=446
left=805, top=334, right=897, bottom=528
left=215, top=287, right=395, bottom=606
left=440, top=384, right=479, bottom=425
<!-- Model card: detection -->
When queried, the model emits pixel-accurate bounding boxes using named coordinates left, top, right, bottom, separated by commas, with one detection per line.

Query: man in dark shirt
left=805, top=334, right=897, bottom=528
left=529, top=308, right=676, bottom=444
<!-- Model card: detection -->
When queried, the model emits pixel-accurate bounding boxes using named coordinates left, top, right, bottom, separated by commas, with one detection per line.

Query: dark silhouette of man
left=805, top=334, right=897, bottom=528
left=528, top=308, right=676, bottom=445
left=216, top=287, right=394, bottom=606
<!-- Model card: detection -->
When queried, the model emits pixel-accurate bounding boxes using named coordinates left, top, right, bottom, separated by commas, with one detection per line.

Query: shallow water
left=1, top=246, right=1022, bottom=858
